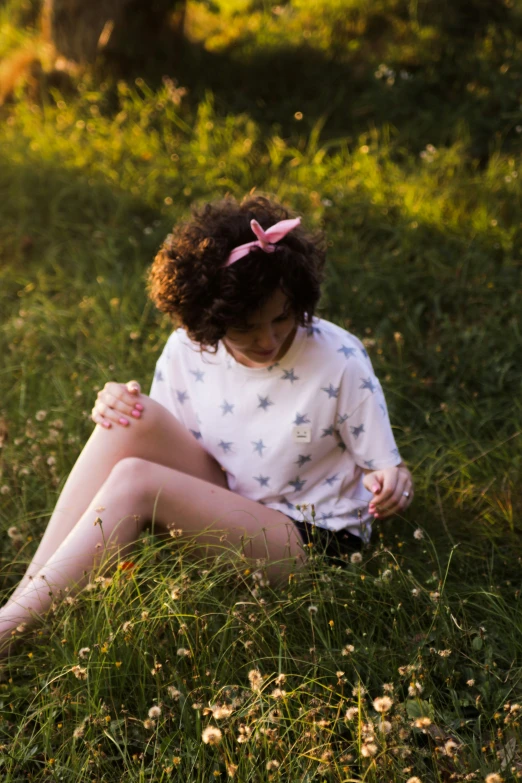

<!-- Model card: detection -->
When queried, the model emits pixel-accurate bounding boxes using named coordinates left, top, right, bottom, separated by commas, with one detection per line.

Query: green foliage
left=0, top=0, right=521, bottom=779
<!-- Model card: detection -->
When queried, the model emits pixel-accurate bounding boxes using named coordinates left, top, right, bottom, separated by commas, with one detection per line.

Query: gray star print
left=391, top=448, right=400, bottom=457
left=379, top=403, right=386, bottom=417
left=280, top=496, right=295, bottom=509
left=319, top=511, right=335, bottom=521
left=324, top=473, right=340, bottom=486
left=364, top=459, right=375, bottom=469
left=266, top=362, right=280, bottom=371
left=190, top=369, right=205, bottom=382
left=281, top=368, right=299, bottom=383
left=337, top=413, right=349, bottom=425
left=350, top=423, right=365, bottom=439
left=338, top=345, right=357, bottom=358
left=361, top=348, right=369, bottom=358
left=296, top=453, right=312, bottom=467
left=190, top=430, right=202, bottom=440
left=252, top=439, right=266, bottom=456
left=307, top=325, right=321, bottom=336
left=218, top=440, right=233, bottom=453
left=254, top=475, right=270, bottom=487
left=220, top=399, right=235, bottom=415
left=321, top=383, right=340, bottom=399
left=293, top=412, right=311, bottom=425
left=258, top=395, right=274, bottom=411
left=321, top=425, right=335, bottom=438
left=176, top=390, right=189, bottom=405
left=360, top=377, right=376, bottom=393
left=288, top=476, right=307, bottom=491
left=154, top=368, right=164, bottom=382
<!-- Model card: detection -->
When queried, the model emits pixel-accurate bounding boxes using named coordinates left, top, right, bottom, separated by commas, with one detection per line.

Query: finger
left=91, top=410, right=112, bottom=429
left=101, top=382, right=144, bottom=412
left=98, top=393, right=141, bottom=418
left=371, top=471, right=399, bottom=509
left=126, top=380, right=141, bottom=395
left=94, top=401, right=130, bottom=426
left=377, top=473, right=409, bottom=512
left=378, top=480, right=413, bottom=518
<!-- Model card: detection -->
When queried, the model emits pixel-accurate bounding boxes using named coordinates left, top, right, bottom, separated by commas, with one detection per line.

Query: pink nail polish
left=119, top=417, right=129, bottom=425
left=131, top=410, right=141, bottom=418
left=103, top=421, right=111, bottom=428
left=135, top=403, right=144, bottom=411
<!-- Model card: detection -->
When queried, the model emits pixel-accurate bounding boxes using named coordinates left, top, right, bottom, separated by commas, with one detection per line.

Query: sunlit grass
left=0, top=0, right=522, bottom=779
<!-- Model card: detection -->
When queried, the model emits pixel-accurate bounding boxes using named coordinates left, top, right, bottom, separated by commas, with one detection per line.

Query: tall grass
left=0, top=0, right=521, bottom=779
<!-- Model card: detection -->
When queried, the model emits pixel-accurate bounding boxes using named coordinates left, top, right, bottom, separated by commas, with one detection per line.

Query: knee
left=107, top=457, right=154, bottom=505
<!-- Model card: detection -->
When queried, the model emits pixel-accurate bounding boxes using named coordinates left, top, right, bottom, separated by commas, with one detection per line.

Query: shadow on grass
left=92, top=0, right=522, bottom=163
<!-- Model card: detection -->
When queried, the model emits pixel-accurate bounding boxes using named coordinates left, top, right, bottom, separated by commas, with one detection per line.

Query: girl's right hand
left=91, top=380, right=144, bottom=429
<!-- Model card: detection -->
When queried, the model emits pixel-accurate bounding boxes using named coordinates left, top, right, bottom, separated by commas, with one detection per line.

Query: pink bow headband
left=223, top=216, right=301, bottom=267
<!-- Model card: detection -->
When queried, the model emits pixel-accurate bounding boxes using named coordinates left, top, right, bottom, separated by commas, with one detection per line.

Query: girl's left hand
left=362, top=463, right=414, bottom=518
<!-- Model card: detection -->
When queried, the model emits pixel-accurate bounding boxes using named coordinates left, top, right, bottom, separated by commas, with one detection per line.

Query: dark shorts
left=288, top=516, right=364, bottom=566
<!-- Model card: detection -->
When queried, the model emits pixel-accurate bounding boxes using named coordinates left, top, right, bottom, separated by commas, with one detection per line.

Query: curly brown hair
left=147, top=192, right=327, bottom=352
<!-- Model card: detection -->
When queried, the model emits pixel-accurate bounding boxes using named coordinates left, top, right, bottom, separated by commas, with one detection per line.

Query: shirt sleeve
left=335, top=354, right=401, bottom=471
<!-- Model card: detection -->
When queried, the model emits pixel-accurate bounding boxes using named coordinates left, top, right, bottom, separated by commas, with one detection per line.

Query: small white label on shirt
left=292, top=425, right=311, bottom=443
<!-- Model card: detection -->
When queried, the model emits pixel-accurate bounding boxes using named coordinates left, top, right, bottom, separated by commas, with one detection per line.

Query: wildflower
left=168, top=686, right=182, bottom=699
left=211, top=704, right=234, bottom=719
left=170, top=587, right=182, bottom=599
left=78, top=647, right=91, bottom=659
left=202, top=726, right=222, bottom=745
left=408, top=681, right=423, bottom=696
left=73, top=723, right=86, bottom=739
left=373, top=696, right=393, bottom=713
left=308, top=604, right=318, bottom=614
left=148, top=705, right=161, bottom=719
left=429, top=591, right=440, bottom=601
left=0, top=485, right=10, bottom=495
left=169, top=528, right=183, bottom=538
left=192, top=702, right=203, bottom=709
left=271, top=688, right=286, bottom=699
left=35, top=410, right=47, bottom=421
left=237, top=724, right=252, bottom=743
left=177, top=647, right=191, bottom=657
left=143, top=718, right=155, bottom=730
left=7, top=526, right=24, bottom=541
left=467, top=679, right=475, bottom=686
left=226, top=763, right=238, bottom=777
left=411, top=588, right=420, bottom=597
left=350, top=552, right=362, bottom=564
left=361, top=742, right=378, bottom=757
left=71, top=665, right=88, bottom=680
left=342, top=644, right=355, bottom=655
left=248, top=669, right=264, bottom=691
left=381, top=569, right=392, bottom=580
left=379, top=720, right=392, bottom=734
left=414, top=716, right=432, bottom=728
left=275, top=673, right=286, bottom=686
left=266, top=760, right=280, bottom=771
left=413, top=528, right=424, bottom=540
left=485, top=775, right=504, bottom=783
left=345, top=707, right=358, bottom=720
left=444, top=739, right=459, bottom=756
left=406, top=778, right=423, bottom=783
left=352, top=684, right=367, bottom=697
left=383, top=683, right=394, bottom=692
left=437, top=649, right=452, bottom=657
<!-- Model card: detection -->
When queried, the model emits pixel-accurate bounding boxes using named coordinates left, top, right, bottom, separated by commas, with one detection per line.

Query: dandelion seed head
left=414, top=716, right=432, bottom=728
left=266, top=760, right=280, bottom=771
left=167, top=686, right=182, bottom=699
left=413, top=528, right=424, bottom=540
left=148, top=705, right=161, bottom=719
left=373, top=695, right=393, bottom=713
left=202, top=725, right=222, bottom=745
left=361, top=742, right=378, bottom=757
left=350, top=551, right=363, bottom=564
left=485, top=774, right=504, bottom=783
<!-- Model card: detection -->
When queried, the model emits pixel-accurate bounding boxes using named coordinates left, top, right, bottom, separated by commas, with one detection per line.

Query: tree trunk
left=42, top=0, right=186, bottom=66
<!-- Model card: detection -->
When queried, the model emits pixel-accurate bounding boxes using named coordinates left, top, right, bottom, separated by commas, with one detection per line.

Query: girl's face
left=223, top=288, right=298, bottom=368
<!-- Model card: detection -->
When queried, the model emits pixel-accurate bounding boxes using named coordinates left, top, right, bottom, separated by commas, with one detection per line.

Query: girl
left=0, top=193, right=413, bottom=657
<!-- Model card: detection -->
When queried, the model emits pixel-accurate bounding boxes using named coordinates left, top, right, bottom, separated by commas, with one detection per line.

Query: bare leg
left=0, top=457, right=304, bottom=652
left=2, top=396, right=227, bottom=609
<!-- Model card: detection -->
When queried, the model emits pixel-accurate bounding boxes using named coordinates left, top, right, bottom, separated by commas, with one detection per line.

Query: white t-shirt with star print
left=148, top=316, right=402, bottom=542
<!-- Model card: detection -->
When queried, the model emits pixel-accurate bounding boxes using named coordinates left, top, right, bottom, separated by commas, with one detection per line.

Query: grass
left=0, top=0, right=522, bottom=779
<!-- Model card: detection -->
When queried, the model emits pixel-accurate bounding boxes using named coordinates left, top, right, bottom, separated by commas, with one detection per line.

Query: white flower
left=148, top=705, right=161, bottom=719
left=373, top=696, right=393, bottom=713
left=413, top=528, right=424, bottom=540
left=202, top=726, right=222, bottom=745
left=350, top=551, right=362, bottom=564
left=345, top=707, right=358, bottom=720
